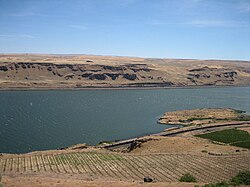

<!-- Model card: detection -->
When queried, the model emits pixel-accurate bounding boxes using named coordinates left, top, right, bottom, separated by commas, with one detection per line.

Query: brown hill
left=0, top=54, right=249, bottom=89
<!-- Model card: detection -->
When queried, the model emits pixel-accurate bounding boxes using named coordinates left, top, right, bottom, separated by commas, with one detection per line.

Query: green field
left=195, top=129, right=250, bottom=149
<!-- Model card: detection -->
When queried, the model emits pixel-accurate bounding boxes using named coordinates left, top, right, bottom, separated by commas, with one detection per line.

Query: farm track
left=1, top=152, right=249, bottom=182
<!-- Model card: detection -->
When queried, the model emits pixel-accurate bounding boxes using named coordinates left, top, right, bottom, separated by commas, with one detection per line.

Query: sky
left=0, top=0, right=250, bottom=60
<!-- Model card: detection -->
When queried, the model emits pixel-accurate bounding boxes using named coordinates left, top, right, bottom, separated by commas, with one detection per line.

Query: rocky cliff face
left=0, top=54, right=249, bottom=89
left=187, top=66, right=240, bottom=86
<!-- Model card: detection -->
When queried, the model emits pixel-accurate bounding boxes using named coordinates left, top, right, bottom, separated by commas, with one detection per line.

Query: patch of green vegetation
left=194, top=181, right=229, bottom=187
left=231, top=170, right=250, bottom=186
left=53, top=152, right=123, bottom=166
left=201, top=150, right=208, bottom=153
left=231, top=140, right=250, bottom=149
left=194, top=171, right=250, bottom=187
left=187, top=117, right=213, bottom=122
left=233, top=115, right=250, bottom=121
left=99, top=154, right=122, bottom=161
left=87, top=152, right=123, bottom=161
left=233, top=109, right=246, bottom=114
left=195, top=129, right=250, bottom=149
left=51, top=152, right=123, bottom=166
left=201, top=181, right=229, bottom=187
left=179, top=173, right=197, bottom=182
left=0, top=175, right=3, bottom=187
left=53, top=154, right=83, bottom=166
left=184, top=109, right=250, bottom=123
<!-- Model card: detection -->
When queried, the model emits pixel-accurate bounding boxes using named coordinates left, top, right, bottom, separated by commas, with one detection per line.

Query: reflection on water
left=0, top=87, right=250, bottom=153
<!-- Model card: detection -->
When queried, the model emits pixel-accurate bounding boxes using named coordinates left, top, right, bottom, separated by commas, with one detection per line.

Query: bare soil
left=1, top=174, right=202, bottom=187
left=239, top=126, right=250, bottom=134
left=130, top=135, right=249, bottom=155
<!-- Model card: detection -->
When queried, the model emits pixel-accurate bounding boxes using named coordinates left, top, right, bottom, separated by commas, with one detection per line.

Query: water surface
left=0, top=87, right=250, bottom=153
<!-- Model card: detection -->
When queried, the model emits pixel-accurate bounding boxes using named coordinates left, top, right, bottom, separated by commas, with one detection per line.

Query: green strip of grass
left=234, top=109, right=246, bottom=114
left=195, top=129, right=250, bottom=149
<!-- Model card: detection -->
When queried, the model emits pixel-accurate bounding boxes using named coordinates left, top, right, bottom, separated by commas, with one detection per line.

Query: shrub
left=231, top=170, right=250, bottom=186
left=194, top=171, right=250, bottom=187
left=179, top=173, right=197, bottom=182
left=201, top=181, right=229, bottom=187
left=233, top=109, right=246, bottom=114
left=187, top=117, right=213, bottom=121
left=0, top=175, right=2, bottom=187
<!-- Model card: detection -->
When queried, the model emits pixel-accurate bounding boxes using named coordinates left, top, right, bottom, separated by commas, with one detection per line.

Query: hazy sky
left=0, top=0, right=250, bottom=60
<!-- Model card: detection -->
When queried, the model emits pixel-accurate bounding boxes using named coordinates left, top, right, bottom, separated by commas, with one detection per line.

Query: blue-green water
left=0, top=87, right=250, bottom=153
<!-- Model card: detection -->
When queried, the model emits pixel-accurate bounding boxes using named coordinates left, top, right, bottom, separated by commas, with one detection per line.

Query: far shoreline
left=0, top=84, right=250, bottom=91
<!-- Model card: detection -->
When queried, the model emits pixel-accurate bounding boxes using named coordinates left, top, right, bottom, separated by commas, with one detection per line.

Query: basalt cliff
left=0, top=54, right=249, bottom=89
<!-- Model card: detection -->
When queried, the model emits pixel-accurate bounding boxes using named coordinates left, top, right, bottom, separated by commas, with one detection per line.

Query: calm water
left=0, top=87, right=250, bottom=153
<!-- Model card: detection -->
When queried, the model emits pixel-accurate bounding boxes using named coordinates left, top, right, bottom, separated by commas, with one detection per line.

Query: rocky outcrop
left=223, top=71, right=237, bottom=78
left=187, top=67, right=239, bottom=85
left=127, top=82, right=174, bottom=87
left=56, top=64, right=74, bottom=69
left=0, top=66, right=8, bottom=71
left=123, top=73, right=137, bottom=80
left=144, top=177, right=153, bottom=183
left=102, top=65, right=123, bottom=71
left=64, top=74, right=74, bottom=80
left=89, top=74, right=107, bottom=80
left=105, top=73, right=120, bottom=80
left=47, top=67, right=52, bottom=71
left=81, top=73, right=92, bottom=78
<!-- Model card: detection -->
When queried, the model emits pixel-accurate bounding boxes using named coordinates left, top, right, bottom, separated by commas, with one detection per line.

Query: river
left=0, top=87, right=250, bottom=153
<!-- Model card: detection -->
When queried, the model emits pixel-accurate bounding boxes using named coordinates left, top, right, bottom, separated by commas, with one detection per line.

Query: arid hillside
left=0, top=54, right=250, bottom=89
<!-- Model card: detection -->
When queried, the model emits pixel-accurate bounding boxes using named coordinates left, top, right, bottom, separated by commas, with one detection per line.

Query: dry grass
left=0, top=54, right=250, bottom=89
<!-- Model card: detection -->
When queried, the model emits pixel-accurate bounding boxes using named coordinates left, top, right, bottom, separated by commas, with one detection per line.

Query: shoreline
left=0, top=84, right=249, bottom=91
left=2, top=121, right=249, bottom=155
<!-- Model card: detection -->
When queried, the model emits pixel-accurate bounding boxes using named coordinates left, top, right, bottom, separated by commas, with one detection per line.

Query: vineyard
left=1, top=151, right=249, bottom=182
